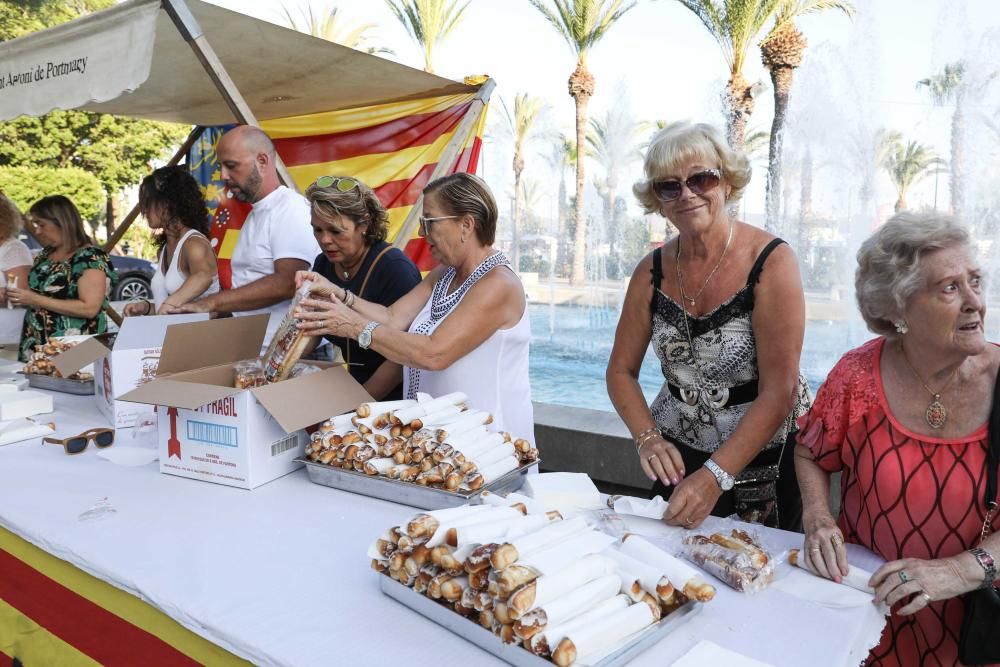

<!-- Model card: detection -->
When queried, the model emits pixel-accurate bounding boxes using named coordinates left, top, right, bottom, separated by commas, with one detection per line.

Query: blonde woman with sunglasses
left=606, top=121, right=811, bottom=530
left=294, top=173, right=534, bottom=444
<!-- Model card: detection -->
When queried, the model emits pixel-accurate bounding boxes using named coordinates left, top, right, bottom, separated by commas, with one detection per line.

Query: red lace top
left=798, top=337, right=996, bottom=667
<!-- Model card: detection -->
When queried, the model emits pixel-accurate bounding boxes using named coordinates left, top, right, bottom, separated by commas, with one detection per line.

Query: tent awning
left=0, top=0, right=478, bottom=124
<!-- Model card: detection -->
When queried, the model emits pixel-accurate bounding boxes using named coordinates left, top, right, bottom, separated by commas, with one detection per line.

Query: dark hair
left=138, top=166, right=210, bottom=247
left=304, top=177, right=388, bottom=245
left=423, top=172, right=498, bottom=245
left=28, top=195, right=92, bottom=250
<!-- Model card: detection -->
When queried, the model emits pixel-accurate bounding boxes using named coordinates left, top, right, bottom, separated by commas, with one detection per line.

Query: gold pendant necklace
left=675, top=222, right=734, bottom=307
left=898, top=342, right=961, bottom=429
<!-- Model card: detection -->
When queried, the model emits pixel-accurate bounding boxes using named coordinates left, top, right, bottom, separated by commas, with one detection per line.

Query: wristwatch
left=704, top=458, right=735, bottom=491
left=969, top=547, right=997, bottom=588
left=357, top=321, right=380, bottom=350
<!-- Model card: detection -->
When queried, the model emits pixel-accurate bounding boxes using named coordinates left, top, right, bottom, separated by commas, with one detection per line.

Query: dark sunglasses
left=651, top=168, right=723, bottom=202
left=314, top=176, right=360, bottom=192
left=44, top=428, right=115, bottom=455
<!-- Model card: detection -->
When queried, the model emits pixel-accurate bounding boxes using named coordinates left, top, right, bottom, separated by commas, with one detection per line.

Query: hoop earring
left=894, top=320, right=909, bottom=335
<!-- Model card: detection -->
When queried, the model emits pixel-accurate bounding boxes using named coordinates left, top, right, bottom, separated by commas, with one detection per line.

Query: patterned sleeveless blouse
left=649, top=238, right=812, bottom=455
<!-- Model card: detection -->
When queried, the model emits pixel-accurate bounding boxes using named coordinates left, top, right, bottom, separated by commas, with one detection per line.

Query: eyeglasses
left=651, top=169, right=723, bottom=202
left=418, top=215, right=460, bottom=235
left=314, top=176, right=360, bottom=192
left=44, top=428, right=115, bottom=455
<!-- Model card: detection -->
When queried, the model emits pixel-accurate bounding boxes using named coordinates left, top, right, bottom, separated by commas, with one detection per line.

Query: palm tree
left=587, top=106, right=646, bottom=226
left=501, top=94, right=546, bottom=273
left=384, top=0, right=470, bottom=73
left=675, top=0, right=785, bottom=151
left=760, top=0, right=854, bottom=232
left=917, top=62, right=965, bottom=217
left=280, top=3, right=394, bottom=54
left=877, top=130, right=937, bottom=212
left=528, top=0, right=637, bottom=285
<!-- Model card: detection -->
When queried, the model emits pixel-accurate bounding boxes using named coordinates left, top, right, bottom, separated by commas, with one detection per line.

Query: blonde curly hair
left=0, top=194, right=24, bottom=242
left=633, top=121, right=751, bottom=215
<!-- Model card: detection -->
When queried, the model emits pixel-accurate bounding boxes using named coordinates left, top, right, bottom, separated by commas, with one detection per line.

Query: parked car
left=17, top=233, right=155, bottom=301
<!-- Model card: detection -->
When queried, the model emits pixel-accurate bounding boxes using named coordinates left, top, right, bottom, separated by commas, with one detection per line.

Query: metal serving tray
left=298, top=457, right=535, bottom=510
left=21, top=372, right=95, bottom=395
left=379, top=574, right=701, bottom=667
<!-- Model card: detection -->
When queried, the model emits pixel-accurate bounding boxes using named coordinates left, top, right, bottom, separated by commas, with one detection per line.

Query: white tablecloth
left=0, top=392, right=887, bottom=667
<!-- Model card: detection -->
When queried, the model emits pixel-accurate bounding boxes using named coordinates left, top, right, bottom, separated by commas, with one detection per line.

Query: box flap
left=52, top=337, right=111, bottom=377
left=157, top=314, right=269, bottom=376
left=251, top=366, right=372, bottom=432
left=114, top=313, right=208, bottom=349
left=119, top=377, right=243, bottom=410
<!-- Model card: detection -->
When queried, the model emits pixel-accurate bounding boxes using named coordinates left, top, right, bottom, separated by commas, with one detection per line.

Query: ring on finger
left=921, top=592, right=932, bottom=603
left=810, top=546, right=822, bottom=552
left=831, top=535, right=844, bottom=547
left=684, top=517, right=694, bottom=526
left=898, top=570, right=910, bottom=584
left=646, top=455, right=657, bottom=464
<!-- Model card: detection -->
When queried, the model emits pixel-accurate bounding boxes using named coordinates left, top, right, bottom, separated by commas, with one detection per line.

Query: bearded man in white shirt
left=175, top=125, right=319, bottom=349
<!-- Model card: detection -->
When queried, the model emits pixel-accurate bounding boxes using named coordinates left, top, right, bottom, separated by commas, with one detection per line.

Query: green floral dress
left=18, top=246, right=117, bottom=361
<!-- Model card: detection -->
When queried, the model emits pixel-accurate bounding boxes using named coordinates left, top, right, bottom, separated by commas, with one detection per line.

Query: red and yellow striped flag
left=202, top=91, right=488, bottom=283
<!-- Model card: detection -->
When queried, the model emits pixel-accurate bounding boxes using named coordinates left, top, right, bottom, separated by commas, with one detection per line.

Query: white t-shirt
left=0, top=238, right=33, bottom=280
left=229, top=186, right=318, bottom=349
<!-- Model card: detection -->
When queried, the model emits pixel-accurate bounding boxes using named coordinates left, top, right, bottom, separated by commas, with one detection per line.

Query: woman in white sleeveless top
left=295, top=173, right=535, bottom=443
left=123, top=166, right=219, bottom=316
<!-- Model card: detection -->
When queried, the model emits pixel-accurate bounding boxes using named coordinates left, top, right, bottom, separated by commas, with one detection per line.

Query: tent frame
left=99, top=0, right=492, bottom=255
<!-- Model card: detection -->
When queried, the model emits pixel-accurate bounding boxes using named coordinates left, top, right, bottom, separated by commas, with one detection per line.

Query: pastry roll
left=392, top=393, right=467, bottom=426
left=512, top=574, right=621, bottom=640
left=507, top=554, right=618, bottom=619
left=603, top=548, right=677, bottom=605
left=451, top=512, right=556, bottom=548
left=356, top=399, right=416, bottom=419
left=788, top=549, right=875, bottom=595
left=528, top=594, right=630, bottom=657
left=620, top=534, right=716, bottom=602
left=434, top=410, right=493, bottom=442
left=490, top=516, right=589, bottom=570
left=551, top=601, right=658, bottom=667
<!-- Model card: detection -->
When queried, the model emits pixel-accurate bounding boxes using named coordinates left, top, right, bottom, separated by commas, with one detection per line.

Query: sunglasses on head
left=651, top=168, right=723, bottom=202
left=314, top=176, right=360, bottom=192
left=44, top=428, right=115, bottom=455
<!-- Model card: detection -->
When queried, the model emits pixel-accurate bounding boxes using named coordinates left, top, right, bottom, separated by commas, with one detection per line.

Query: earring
left=461, top=235, right=466, bottom=244
left=894, top=320, right=908, bottom=335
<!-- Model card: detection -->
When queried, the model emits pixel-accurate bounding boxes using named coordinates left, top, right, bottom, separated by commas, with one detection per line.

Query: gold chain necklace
left=898, top=342, right=961, bottom=429
left=674, top=222, right=734, bottom=308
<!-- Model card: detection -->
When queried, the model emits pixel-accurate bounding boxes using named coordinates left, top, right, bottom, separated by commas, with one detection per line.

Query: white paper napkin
left=97, top=446, right=159, bottom=467
left=671, top=640, right=775, bottom=666
left=0, top=418, right=54, bottom=446
left=612, top=494, right=669, bottom=519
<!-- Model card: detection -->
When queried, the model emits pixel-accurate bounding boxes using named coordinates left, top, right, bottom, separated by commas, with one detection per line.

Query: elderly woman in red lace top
left=796, top=212, right=1000, bottom=667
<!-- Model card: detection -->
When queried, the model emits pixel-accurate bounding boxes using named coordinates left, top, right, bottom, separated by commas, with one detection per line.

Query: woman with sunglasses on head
left=606, top=121, right=811, bottom=530
left=298, top=175, right=420, bottom=400
left=294, top=172, right=534, bottom=442
left=11, top=195, right=117, bottom=362
left=123, top=166, right=220, bottom=317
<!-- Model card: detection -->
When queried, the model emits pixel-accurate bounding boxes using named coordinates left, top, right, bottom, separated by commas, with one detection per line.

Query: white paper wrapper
left=612, top=494, right=669, bottom=520
left=358, top=399, right=416, bottom=416
left=529, top=594, right=630, bottom=654
left=417, top=404, right=464, bottom=426
left=529, top=554, right=618, bottom=611
left=603, top=547, right=671, bottom=599
left=469, top=442, right=516, bottom=468
left=364, top=457, right=396, bottom=475
left=533, top=573, right=621, bottom=627
left=519, top=531, right=617, bottom=575
left=621, top=534, right=710, bottom=598
left=454, top=513, right=553, bottom=548
left=477, top=455, right=520, bottom=484
left=557, top=602, right=656, bottom=664
left=426, top=506, right=522, bottom=547
left=436, top=410, right=491, bottom=437
left=446, top=428, right=498, bottom=453
left=510, top=516, right=590, bottom=559
left=394, top=392, right=466, bottom=424
left=790, top=547, right=876, bottom=595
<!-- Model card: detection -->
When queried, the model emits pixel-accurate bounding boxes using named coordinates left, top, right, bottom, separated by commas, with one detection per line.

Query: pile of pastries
left=370, top=497, right=716, bottom=666
left=305, top=393, right=538, bottom=493
left=23, top=340, right=93, bottom=381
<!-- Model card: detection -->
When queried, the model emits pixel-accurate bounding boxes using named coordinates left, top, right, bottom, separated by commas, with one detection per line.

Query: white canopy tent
left=0, top=0, right=493, bottom=252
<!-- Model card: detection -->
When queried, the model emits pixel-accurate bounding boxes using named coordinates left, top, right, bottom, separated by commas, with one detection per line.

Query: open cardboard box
left=120, top=314, right=372, bottom=489
left=51, top=313, right=208, bottom=428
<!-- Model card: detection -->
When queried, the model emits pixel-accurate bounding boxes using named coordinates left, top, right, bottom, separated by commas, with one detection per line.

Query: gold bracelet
left=634, top=427, right=660, bottom=453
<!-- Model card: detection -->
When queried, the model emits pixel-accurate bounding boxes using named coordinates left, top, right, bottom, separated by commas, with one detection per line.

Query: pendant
left=925, top=395, right=947, bottom=429
left=685, top=297, right=696, bottom=306
left=343, top=272, right=350, bottom=279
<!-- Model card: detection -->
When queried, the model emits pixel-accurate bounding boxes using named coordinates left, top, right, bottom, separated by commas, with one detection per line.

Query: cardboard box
left=120, top=314, right=371, bottom=489
left=52, top=314, right=208, bottom=428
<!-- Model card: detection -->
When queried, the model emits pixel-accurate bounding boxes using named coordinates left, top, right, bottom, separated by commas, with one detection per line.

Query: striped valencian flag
left=262, top=91, right=488, bottom=271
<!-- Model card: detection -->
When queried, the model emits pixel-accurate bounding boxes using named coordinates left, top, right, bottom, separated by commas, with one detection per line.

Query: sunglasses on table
left=313, top=176, right=360, bottom=192
left=651, top=168, right=723, bottom=202
left=44, top=428, right=115, bottom=455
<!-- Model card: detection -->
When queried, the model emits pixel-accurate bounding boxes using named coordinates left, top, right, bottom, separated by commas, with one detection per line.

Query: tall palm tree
left=917, top=62, right=965, bottom=217
left=675, top=0, right=785, bottom=151
left=760, top=0, right=854, bottom=232
left=280, top=3, right=394, bottom=54
left=877, top=130, right=937, bottom=212
left=501, top=93, right=546, bottom=273
left=384, top=0, right=470, bottom=73
left=528, top=0, right=636, bottom=285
